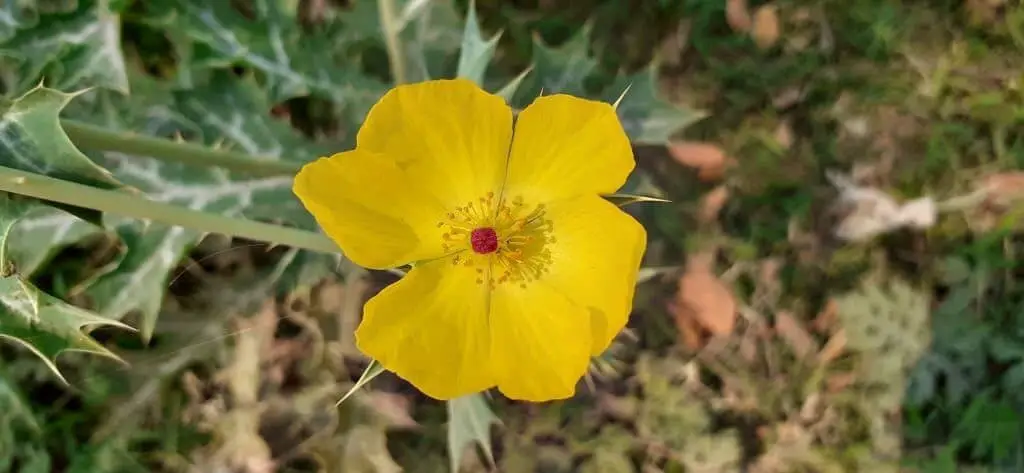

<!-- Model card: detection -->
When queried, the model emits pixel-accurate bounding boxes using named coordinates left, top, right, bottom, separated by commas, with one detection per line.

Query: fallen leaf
left=751, top=5, right=780, bottom=50
left=671, top=301, right=706, bottom=350
left=828, top=171, right=937, bottom=242
left=668, top=141, right=730, bottom=182
left=774, top=311, right=818, bottom=358
left=726, top=0, right=753, bottom=33
left=979, top=171, right=1024, bottom=206
left=361, top=392, right=419, bottom=430
left=774, top=121, right=794, bottom=150
left=676, top=260, right=737, bottom=337
left=811, top=299, right=838, bottom=333
left=699, top=185, right=730, bottom=223
left=825, top=371, right=856, bottom=393
left=817, top=329, right=846, bottom=365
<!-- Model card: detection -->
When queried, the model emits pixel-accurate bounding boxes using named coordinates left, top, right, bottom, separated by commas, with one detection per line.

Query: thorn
left=172, top=131, right=186, bottom=143
left=613, top=83, right=633, bottom=110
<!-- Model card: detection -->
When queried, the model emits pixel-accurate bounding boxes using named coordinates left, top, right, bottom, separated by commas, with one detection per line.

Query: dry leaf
left=826, top=371, right=857, bottom=392
left=774, top=121, right=794, bottom=150
left=699, top=185, right=730, bottom=223
left=828, top=171, right=937, bottom=241
left=726, top=0, right=753, bottom=33
left=670, top=301, right=706, bottom=350
left=676, top=262, right=737, bottom=337
left=668, top=141, right=730, bottom=182
left=811, top=299, right=838, bottom=333
left=979, top=171, right=1024, bottom=206
left=774, top=311, right=818, bottom=358
left=751, top=5, right=780, bottom=50
left=817, top=329, right=846, bottom=365
left=361, top=392, right=419, bottom=430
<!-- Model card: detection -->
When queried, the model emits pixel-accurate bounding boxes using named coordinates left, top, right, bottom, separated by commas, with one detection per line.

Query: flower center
left=470, top=227, right=499, bottom=254
left=437, top=192, right=555, bottom=288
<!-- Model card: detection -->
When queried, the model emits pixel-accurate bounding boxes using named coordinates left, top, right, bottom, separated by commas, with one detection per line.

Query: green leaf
left=0, top=194, right=132, bottom=383
left=455, top=0, right=500, bottom=84
left=0, top=85, right=123, bottom=187
left=447, top=393, right=500, bottom=473
left=6, top=202, right=101, bottom=276
left=0, top=0, right=38, bottom=43
left=0, top=0, right=128, bottom=95
left=77, top=72, right=325, bottom=340
left=0, top=84, right=127, bottom=224
left=599, top=62, right=706, bottom=145
left=513, top=24, right=597, bottom=107
left=144, top=0, right=386, bottom=121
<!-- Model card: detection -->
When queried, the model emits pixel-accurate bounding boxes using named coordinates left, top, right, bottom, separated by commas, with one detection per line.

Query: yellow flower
left=293, top=79, right=646, bottom=402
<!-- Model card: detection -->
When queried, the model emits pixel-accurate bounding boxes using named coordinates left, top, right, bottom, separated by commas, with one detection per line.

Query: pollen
left=470, top=228, right=499, bottom=254
left=437, top=193, right=555, bottom=287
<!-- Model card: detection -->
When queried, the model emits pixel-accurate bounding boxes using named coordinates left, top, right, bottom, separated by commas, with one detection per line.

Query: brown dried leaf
left=361, top=392, right=419, bottom=430
left=726, top=0, right=753, bottom=33
left=826, top=371, right=857, bottom=393
left=668, top=141, right=729, bottom=182
left=676, top=263, right=737, bottom=337
left=774, top=121, right=794, bottom=150
left=670, top=301, right=706, bottom=351
left=811, top=299, right=839, bottom=333
left=979, top=171, right=1024, bottom=206
left=774, top=311, right=818, bottom=358
left=699, top=185, right=730, bottom=223
left=817, top=329, right=846, bottom=365
left=751, top=5, right=780, bottom=50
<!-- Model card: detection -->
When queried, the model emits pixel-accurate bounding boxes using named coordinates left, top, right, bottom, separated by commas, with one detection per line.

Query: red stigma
left=470, top=227, right=499, bottom=254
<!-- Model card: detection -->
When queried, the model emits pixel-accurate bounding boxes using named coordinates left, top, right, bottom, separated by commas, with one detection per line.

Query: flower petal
left=293, top=150, right=446, bottom=269
left=504, top=94, right=634, bottom=203
left=356, top=255, right=494, bottom=400
left=490, top=282, right=592, bottom=401
left=543, top=195, right=647, bottom=354
left=357, top=79, right=514, bottom=207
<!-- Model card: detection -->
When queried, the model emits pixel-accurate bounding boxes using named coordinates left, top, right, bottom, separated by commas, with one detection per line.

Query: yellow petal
left=293, top=150, right=446, bottom=269
left=504, top=94, right=634, bottom=204
left=490, top=281, right=592, bottom=401
left=543, top=195, right=647, bottom=354
left=357, top=79, right=513, bottom=207
left=356, top=255, right=494, bottom=400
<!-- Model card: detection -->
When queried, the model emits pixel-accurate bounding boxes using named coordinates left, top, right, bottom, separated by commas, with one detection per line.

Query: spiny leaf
left=394, top=0, right=464, bottom=82
left=0, top=0, right=128, bottom=95
left=0, top=194, right=132, bottom=384
left=77, top=72, right=326, bottom=341
left=447, top=393, right=500, bottom=473
left=6, top=203, right=101, bottom=277
left=0, top=85, right=123, bottom=187
left=599, top=62, right=706, bottom=145
left=0, top=84, right=126, bottom=224
left=143, top=0, right=386, bottom=121
left=454, top=0, right=500, bottom=84
left=513, top=24, right=598, bottom=106
left=0, top=0, right=38, bottom=43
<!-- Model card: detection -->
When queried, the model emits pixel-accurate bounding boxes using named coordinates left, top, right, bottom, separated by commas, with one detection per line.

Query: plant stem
left=61, top=119, right=302, bottom=178
left=0, top=166, right=339, bottom=255
left=378, top=0, right=407, bottom=84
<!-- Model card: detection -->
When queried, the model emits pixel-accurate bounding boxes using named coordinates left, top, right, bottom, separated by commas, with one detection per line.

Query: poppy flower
left=293, top=79, right=646, bottom=402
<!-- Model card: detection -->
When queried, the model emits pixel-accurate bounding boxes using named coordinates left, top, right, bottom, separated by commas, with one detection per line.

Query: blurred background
left=1, top=0, right=1024, bottom=472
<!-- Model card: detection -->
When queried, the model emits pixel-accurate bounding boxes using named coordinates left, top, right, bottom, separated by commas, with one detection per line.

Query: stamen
left=436, top=193, right=554, bottom=287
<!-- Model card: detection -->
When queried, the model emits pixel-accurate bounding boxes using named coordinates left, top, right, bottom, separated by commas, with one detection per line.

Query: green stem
left=61, top=119, right=302, bottom=177
left=378, top=0, right=407, bottom=84
left=0, top=166, right=339, bottom=254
